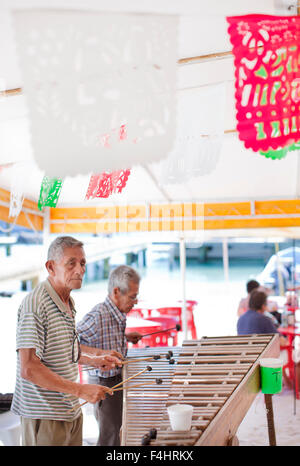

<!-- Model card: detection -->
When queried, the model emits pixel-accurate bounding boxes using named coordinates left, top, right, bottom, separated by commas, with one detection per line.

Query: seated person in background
left=264, top=299, right=281, bottom=327
left=237, top=290, right=279, bottom=335
left=237, top=290, right=290, bottom=388
left=237, top=279, right=281, bottom=325
left=237, top=280, right=260, bottom=317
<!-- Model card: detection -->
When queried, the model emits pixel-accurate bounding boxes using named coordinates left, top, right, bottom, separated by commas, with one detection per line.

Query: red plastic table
left=278, top=324, right=300, bottom=398
left=143, top=315, right=179, bottom=346
left=126, top=317, right=163, bottom=348
left=131, top=299, right=198, bottom=339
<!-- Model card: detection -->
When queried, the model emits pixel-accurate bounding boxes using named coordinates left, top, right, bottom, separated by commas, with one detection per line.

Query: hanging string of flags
left=85, top=169, right=131, bottom=200
left=4, top=12, right=300, bottom=222
left=156, top=83, right=226, bottom=184
left=38, top=176, right=64, bottom=211
left=0, top=163, right=132, bottom=216
left=227, top=14, right=300, bottom=160
left=259, top=140, right=300, bottom=160
left=36, top=169, right=131, bottom=211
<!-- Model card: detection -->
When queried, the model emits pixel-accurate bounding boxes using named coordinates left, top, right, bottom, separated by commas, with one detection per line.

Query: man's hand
left=18, top=348, right=115, bottom=401
left=102, top=349, right=124, bottom=360
left=92, top=354, right=123, bottom=371
left=78, top=383, right=113, bottom=403
left=79, top=347, right=124, bottom=369
left=125, top=331, right=143, bottom=344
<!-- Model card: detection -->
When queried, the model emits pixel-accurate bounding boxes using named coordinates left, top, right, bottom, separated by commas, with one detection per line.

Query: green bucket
left=259, top=358, right=283, bottom=394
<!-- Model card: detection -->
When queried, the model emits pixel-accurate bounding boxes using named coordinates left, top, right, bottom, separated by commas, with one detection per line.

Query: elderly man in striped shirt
left=77, top=265, right=142, bottom=446
left=11, top=236, right=123, bottom=446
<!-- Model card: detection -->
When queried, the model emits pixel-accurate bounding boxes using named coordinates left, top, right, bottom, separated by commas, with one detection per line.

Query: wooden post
left=264, top=394, right=276, bottom=446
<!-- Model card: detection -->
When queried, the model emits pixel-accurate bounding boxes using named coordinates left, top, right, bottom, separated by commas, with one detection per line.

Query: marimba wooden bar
left=121, top=334, right=279, bottom=446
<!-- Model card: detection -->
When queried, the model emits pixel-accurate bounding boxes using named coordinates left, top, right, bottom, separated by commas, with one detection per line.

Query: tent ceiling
left=0, top=0, right=299, bottom=237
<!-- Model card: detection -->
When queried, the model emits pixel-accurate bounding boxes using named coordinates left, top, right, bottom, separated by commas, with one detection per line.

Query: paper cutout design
left=227, top=14, right=300, bottom=152
left=38, top=176, right=63, bottom=211
left=155, top=83, right=226, bottom=183
left=13, top=10, right=177, bottom=178
left=259, top=139, right=300, bottom=159
left=9, top=163, right=25, bottom=218
left=85, top=169, right=131, bottom=199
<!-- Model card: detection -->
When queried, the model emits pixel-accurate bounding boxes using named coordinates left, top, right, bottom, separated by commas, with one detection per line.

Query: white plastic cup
left=167, top=404, right=193, bottom=431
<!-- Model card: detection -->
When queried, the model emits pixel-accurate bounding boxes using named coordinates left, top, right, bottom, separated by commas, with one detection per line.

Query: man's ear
left=45, top=260, right=55, bottom=276
left=113, top=287, right=120, bottom=299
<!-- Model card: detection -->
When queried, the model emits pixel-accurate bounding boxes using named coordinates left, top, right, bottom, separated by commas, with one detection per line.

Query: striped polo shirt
left=11, top=279, right=81, bottom=421
left=77, top=296, right=127, bottom=378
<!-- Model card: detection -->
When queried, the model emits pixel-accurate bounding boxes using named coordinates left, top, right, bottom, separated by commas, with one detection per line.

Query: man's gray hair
left=47, top=236, right=84, bottom=261
left=108, top=265, right=140, bottom=295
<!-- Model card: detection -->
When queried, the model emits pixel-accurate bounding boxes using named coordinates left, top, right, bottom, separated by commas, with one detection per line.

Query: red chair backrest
left=127, top=308, right=144, bottom=318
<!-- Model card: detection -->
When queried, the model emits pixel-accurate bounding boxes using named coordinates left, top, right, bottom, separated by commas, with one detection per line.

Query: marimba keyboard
left=121, top=334, right=279, bottom=446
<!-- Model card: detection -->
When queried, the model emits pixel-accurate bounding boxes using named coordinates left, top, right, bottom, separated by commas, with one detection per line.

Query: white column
left=222, top=238, right=229, bottom=281
left=275, top=242, right=285, bottom=296
left=179, top=236, right=188, bottom=340
left=43, top=207, right=51, bottom=251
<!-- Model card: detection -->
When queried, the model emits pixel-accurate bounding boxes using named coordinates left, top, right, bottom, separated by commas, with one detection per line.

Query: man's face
left=47, top=246, right=86, bottom=292
left=114, top=281, right=139, bottom=314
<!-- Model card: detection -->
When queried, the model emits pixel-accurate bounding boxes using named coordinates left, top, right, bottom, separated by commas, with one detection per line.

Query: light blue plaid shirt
left=77, top=296, right=127, bottom=378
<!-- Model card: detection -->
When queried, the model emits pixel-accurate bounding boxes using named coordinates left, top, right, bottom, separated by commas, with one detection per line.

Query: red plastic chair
left=140, top=331, right=170, bottom=347
left=127, top=308, right=144, bottom=318
left=143, top=315, right=179, bottom=346
left=156, top=306, right=197, bottom=339
left=280, top=341, right=299, bottom=397
left=179, top=299, right=198, bottom=311
left=126, top=320, right=163, bottom=349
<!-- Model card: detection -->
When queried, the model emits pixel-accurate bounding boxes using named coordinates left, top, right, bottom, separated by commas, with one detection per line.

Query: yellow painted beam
left=50, top=220, right=204, bottom=234
left=50, top=216, right=300, bottom=234
left=255, top=199, right=300, bottom=215
left=3, top=192, right=300, bottom=233
left=51, top=202, right=252, bottom=221
left=0, top=205, right=43, bottom=231
left=204, top=217, right=300, bottom=230
left=50, top=205, right=147, bottom=220
left=204, top=202, right=251, bottom=216
left=0, top=188, right=43, bottom=231
left=49, top=200, right=300, bottom=233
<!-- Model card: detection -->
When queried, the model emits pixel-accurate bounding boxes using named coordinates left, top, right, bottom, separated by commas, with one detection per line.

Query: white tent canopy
left=0, top=0, right=299, bottom=209
left=1, top=0, right=300, bottom=340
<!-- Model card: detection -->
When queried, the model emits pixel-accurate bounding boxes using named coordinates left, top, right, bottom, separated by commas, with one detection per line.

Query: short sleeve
left=263, top=316, right=278, bottom=334
left=16, top=297, right=45, bottom=360
left=77, top=309, right=101, bottom=348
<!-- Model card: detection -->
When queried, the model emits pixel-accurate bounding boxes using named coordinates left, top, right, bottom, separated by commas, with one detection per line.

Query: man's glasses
left=72, top=330, right=81, bottom=363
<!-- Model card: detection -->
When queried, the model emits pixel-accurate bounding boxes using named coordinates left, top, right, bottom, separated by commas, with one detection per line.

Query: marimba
left=121, top=334, right=279, bottom=446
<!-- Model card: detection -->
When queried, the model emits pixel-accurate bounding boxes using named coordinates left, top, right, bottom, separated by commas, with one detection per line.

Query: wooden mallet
left=111, top=365, right=153, bottom=390
left=121, top=355, right=161, bottom=365
left=141, top=324, right=181, bottom=338
left=141, top=428, right=158, bottom=445
left=66, top=366, right=153, bottom=413
left=81, top=352, right=172, bottom=371
left=81, top=355, right=160, bottom=370
left=112, top=377, right=163, bottom=392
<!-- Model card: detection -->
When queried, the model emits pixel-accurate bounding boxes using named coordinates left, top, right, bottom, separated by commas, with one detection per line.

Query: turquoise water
left=79, top=257, right=265, bottom=294
left=73, top=256, right=266, bottom=345
left=0, top=255, right=266, bottom=393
